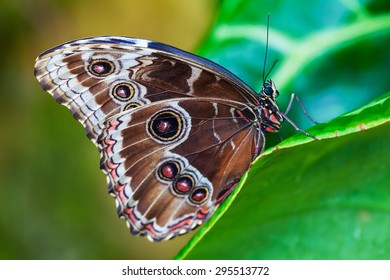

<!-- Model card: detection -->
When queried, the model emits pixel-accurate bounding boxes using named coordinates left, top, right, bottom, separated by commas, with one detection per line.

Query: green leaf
left=198, top=0, right=390, bottom=133
left=177, top=92, right=390, bottom=259
left=177, top=0, right=390, bottom=259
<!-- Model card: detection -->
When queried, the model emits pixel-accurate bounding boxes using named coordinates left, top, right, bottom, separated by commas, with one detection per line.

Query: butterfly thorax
left=255, top=80, right=284, bottom=133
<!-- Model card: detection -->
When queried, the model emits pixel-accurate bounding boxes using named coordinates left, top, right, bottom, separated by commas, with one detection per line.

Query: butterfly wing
left=34, top=36, right=259, bottom=142
left=34, top=36, right=264, bottom=241
left=98, top=98, right=263, bottom=240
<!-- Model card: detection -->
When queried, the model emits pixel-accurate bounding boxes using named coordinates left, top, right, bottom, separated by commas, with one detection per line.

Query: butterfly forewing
left=34, top=36, right=270, bottom=241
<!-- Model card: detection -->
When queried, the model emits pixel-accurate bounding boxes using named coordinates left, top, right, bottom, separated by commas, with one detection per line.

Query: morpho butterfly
left=34, top=36, right=314, bottom=241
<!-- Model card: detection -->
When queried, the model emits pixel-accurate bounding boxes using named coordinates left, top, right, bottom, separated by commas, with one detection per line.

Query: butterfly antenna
left=264, top=59, right=279, bottom=81
left=262, top=15, right=271, bottom=83
left=262, top=15, right=279, bottom=82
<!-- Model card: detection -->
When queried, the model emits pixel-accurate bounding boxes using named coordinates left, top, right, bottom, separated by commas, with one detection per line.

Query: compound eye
left=264, top=86, right=274, bottom=96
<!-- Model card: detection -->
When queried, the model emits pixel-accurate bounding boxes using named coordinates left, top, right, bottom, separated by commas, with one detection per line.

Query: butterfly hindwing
left=97, top=98, right=263, bottom=240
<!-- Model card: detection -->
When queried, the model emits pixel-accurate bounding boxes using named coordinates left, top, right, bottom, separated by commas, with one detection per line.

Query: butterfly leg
left=281, top=93, right=318, bottom=140
left=281, top=113, right=318, bottom=140
left=285, top=93, right=318, bottom=125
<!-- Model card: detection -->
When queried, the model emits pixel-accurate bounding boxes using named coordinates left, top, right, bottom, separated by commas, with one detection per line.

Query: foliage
left=177, top=0, right=390, bottom=259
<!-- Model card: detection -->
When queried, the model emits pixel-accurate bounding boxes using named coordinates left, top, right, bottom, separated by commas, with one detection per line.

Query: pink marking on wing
left=168, top=208, right=209, bottom=232
left=359, top=123, right=366, bottom=130
left=124, top=206, right=138, bottom=224
left=196, top=208, right=208, bottom=220
left=104, top=138, right=117, bottom=154
left=115, top=183, right=127, bottom=203
left=107, top=160, right=119, bottom=179
left=107, top=120, right=120, bottom=131
left=168, top=217, right=192, bottom=231
left=144, top=224, right=158, bottom=236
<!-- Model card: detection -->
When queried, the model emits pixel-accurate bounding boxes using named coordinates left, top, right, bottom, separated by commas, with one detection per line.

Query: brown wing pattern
left=98, top=98, right=263, bottom=240
left=34, top=36, right=264, bottom=241
left=34, top=38, right=257, bottom=142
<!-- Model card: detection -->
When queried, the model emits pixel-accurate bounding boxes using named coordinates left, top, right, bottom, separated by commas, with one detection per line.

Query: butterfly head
left=261, top=79, right=279, bottom=100
left=257, top=79, right=284, bottom=132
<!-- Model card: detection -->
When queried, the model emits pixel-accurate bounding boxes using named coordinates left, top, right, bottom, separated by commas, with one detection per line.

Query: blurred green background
left=1, top=0, right=389, bottom=259
left=0, top=0, right=217, bottom=259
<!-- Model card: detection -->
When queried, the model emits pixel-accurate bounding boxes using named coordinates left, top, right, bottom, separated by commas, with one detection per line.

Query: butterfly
left=34, top=36, right=295, bottom=242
